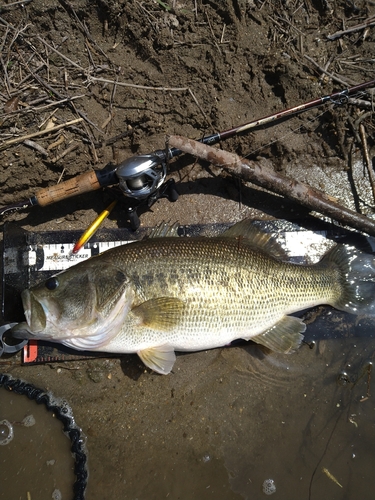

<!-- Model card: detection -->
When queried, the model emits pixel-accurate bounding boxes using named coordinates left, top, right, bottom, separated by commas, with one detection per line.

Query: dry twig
left=30, top=71, right=103, bottom=135
left=0, top=118, right=83, bottom=150
left=304, top=55, right=358, bottom=86
left=327, top=16, right=375, bottom=41
left=58, top=0, right=110, bottom=60
left=88, top=77, right=209, bottom=123
left=358, top=123, right=375, bottom=204
left=168, top=135, right=375, bottom=237
left=36, top=36, right=86, bottom=72
left=23, top=139, right=48, bottom=156
left=88, top=75, right=189, bottom=92
left=50, top=141, right=79, bottom=164
left=0, top=0, right=34, bottom=11
left=0, top=96, right=85, bottom=121
left=348, top=98, right=374, bottom=111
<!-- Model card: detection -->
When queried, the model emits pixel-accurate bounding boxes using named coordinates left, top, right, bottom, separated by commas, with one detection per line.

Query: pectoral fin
left=132, top=297, right=185, bottom=331
left=251, top=315, right=306, bottom=354
left=138, top=345, right=176, bottom=374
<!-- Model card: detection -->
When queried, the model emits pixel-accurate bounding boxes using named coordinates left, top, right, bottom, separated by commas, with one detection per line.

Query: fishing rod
left=1, top=77, right=374, bottom=228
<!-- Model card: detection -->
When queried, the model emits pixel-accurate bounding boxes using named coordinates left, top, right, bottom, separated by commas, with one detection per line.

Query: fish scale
left=98, top=237, right=340, bottom=349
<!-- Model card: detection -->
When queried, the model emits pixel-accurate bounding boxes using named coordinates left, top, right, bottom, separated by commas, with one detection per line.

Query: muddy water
left=1, top=321, right=374, bottom=500
left=219, top=336, right=375, bottom=499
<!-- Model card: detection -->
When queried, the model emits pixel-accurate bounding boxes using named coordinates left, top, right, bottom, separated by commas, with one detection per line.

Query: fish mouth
left=21, top=289, right=47, bottom=333
left=10, top=322, right=38, bottom=340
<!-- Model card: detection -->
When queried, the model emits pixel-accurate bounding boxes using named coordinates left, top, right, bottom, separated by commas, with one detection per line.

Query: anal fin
left=251, top=315, right=306, bottom=354
left=138, top=345, right=176, bottom=375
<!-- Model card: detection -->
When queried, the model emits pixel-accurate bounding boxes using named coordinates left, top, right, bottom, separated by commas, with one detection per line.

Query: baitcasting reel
left=114, top=149, right=179, bottom=229
left=116, top=152, right=168, bottom=201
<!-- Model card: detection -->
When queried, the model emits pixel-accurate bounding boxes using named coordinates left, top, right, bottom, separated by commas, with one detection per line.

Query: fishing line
left=307, top=407, right=344, bottom=500
left=242, top=107, right=331, bottom=160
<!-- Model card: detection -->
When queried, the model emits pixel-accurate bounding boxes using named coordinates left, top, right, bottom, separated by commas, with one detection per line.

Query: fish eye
left=45, top=277, right=59, bottom=290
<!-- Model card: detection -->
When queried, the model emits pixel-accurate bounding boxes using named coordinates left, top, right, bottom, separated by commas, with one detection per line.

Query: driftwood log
left=168, top=134, right=375, bottom=237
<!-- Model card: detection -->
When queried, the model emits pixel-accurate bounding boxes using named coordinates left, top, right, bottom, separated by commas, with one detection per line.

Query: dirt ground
left=1, top=0, right=375, bottom=229
left=1, top=1, right=375, bottom=499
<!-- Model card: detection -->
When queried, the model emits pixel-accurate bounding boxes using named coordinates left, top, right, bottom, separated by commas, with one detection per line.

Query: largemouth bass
left=12, top=220, right=375, bottom=374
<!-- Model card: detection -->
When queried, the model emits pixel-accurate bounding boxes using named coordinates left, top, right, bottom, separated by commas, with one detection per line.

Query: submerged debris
left=0, top=419, right=14, bottom=445
left=21, top=414, right=36, bottom=427
left=262, top=478, right=277, bottom=495
left=322, top=467, right=343, bottom=488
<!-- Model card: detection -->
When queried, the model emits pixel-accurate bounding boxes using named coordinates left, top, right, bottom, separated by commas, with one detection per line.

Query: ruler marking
left=25, top=240, right=133, bottom=271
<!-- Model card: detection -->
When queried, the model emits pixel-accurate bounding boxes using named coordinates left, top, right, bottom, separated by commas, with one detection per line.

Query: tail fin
left=322, top=244, right=375, bottom=316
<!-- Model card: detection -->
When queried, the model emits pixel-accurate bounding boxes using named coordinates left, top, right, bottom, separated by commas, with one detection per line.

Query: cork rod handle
left=35, top=171, right=101, bottom=207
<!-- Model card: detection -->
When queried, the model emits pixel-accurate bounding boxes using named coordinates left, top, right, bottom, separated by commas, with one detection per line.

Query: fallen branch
left=168, top=135, right=375, bottom=237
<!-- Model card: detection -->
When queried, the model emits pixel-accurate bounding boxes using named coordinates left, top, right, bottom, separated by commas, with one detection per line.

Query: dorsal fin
left=221, top=220, right=288, bottom=260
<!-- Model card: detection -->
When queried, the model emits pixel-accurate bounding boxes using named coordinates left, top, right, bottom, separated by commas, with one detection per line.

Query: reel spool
left=115, top=151, right=178, bottom=230
left=116, top=153, right=167, bottom=201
